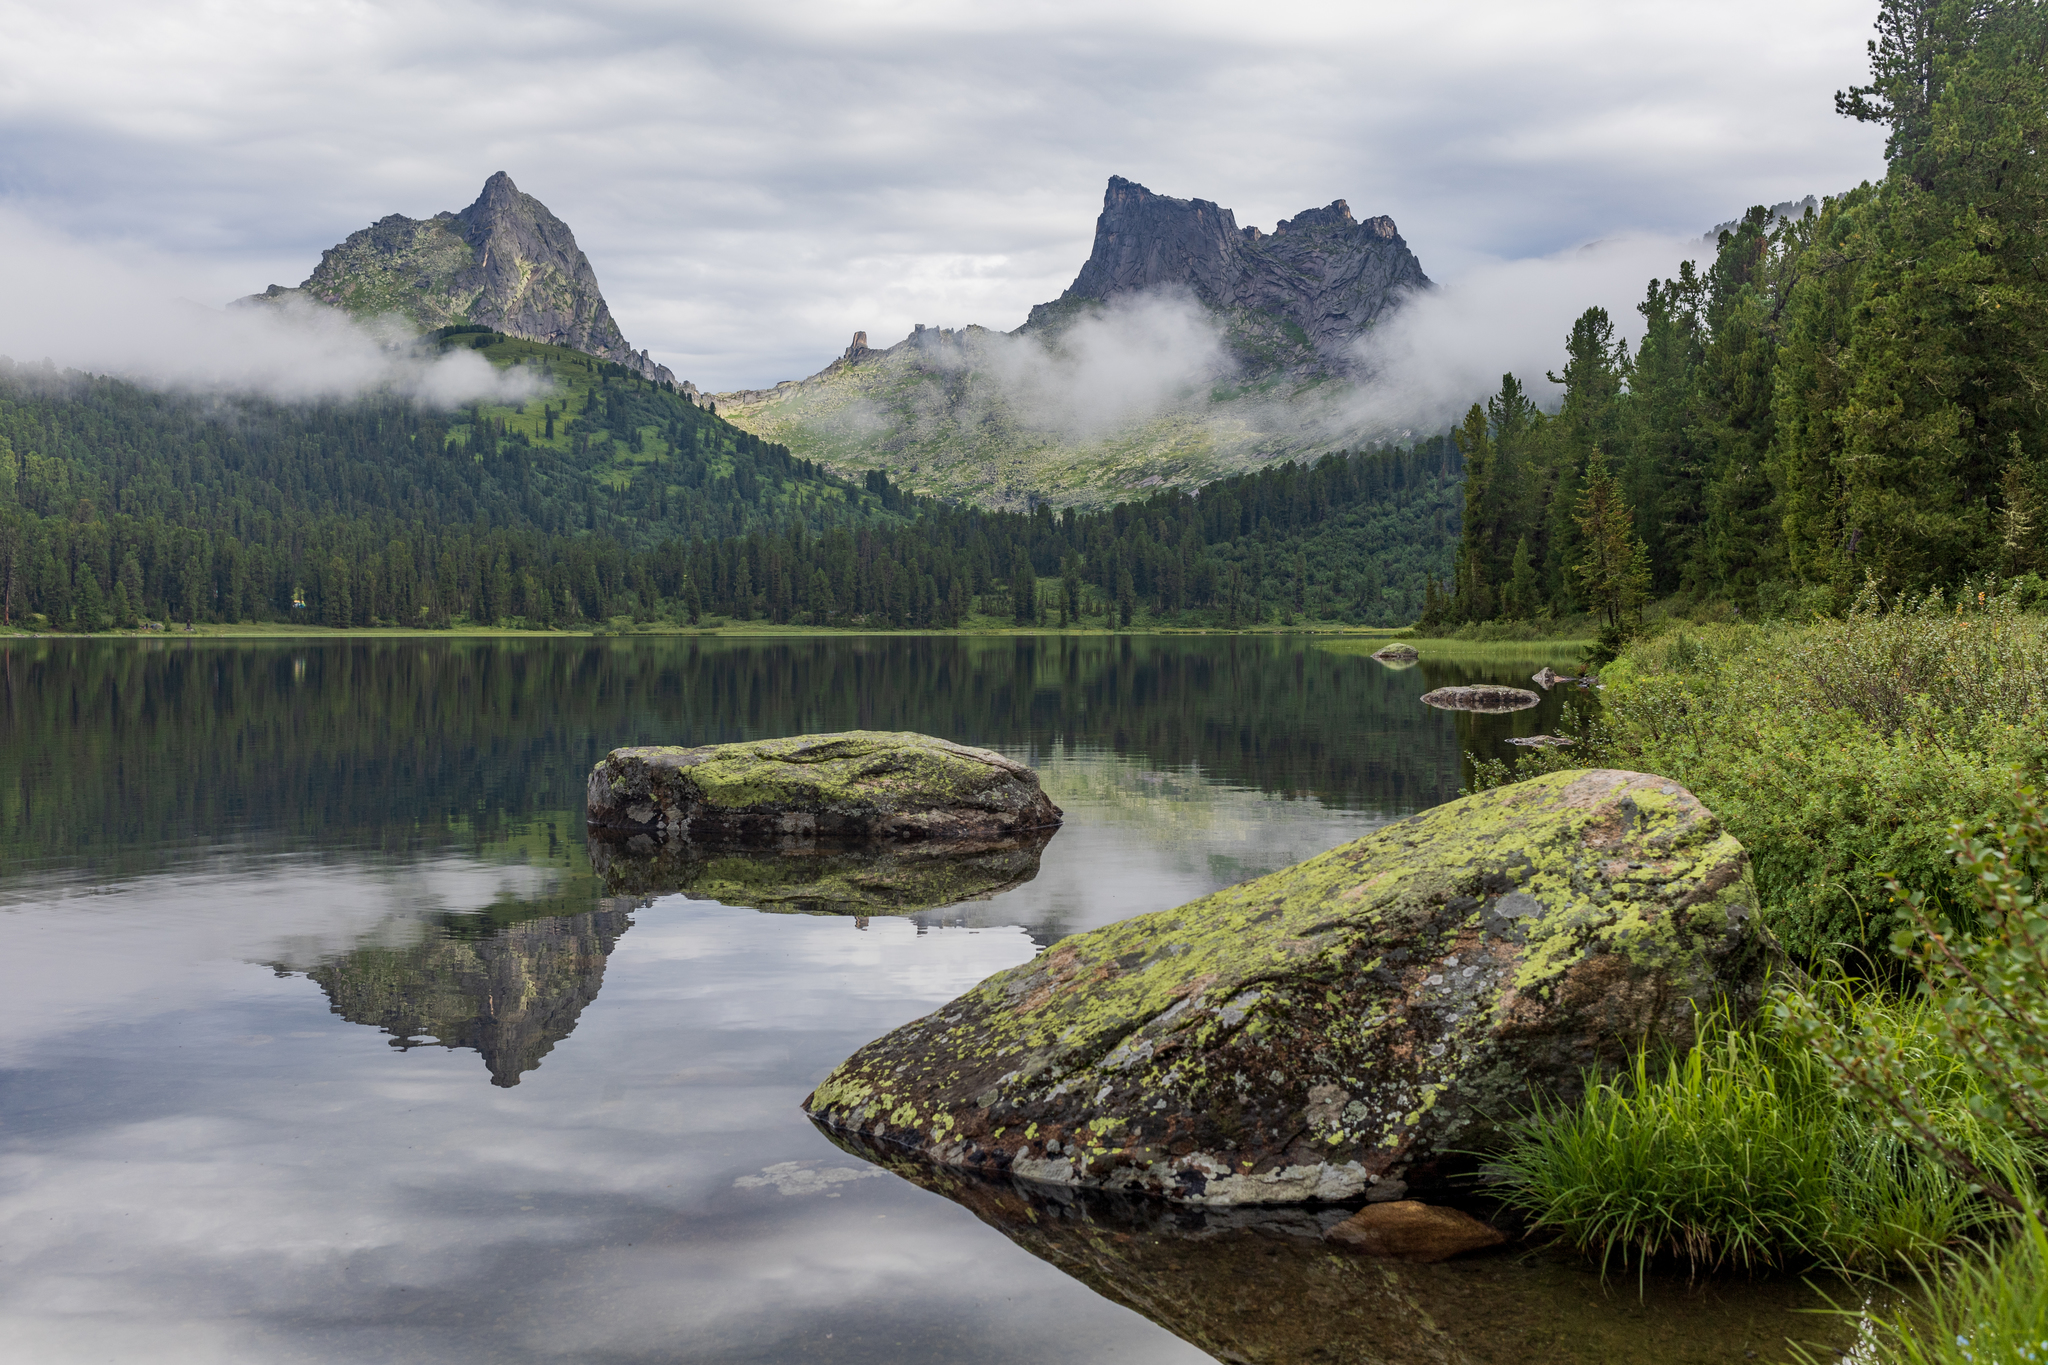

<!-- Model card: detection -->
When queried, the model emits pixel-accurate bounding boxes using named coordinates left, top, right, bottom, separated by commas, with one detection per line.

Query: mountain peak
left=237, top=174, right=674, bottom=384
left=1030, top=176, right=1429, bottom=373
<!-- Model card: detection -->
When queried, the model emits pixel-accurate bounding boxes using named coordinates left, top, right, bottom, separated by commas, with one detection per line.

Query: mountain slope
left=711, top=177, right=1433, bottom=511
left=240, top=173, right=677, bottom=385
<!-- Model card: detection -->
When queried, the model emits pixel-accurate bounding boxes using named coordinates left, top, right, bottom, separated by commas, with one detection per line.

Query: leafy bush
left=1472, top=582, right=2048, bottom=964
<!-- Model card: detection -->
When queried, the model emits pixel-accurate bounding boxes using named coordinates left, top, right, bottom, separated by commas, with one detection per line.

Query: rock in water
left=1420, top=685, right=1541, bottom=712
left=804, top=769, right=1772, bottom=1204
left=1325, top=1201, right=1505, bottom=1262
left=1370, top=643, right=1420, bottom=664
left=586, top=731, right=1062, bottom=842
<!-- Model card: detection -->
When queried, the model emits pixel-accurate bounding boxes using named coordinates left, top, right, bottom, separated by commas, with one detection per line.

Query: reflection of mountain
left=821, top=1130, right=1856, bottom=1365
left=305, top=908, right=630, bottom=1087
left=587, top=831, right=1052, bottom=914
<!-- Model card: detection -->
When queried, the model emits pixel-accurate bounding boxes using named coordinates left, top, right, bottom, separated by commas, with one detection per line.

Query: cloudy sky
left=1, top=0, right=1889, bottom=392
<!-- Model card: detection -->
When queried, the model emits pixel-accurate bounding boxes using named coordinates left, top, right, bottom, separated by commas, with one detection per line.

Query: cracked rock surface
left=804, top=769, right=1776, bottom=1204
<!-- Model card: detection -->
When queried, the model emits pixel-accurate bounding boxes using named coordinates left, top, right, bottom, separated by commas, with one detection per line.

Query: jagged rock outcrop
left=1022, top=175, right=1432, bottom=373
left=303, top=907, right=631, bottom=1087
left=805, top=770, right=1776, bottom=1204
left=238, top=172, right=674, bottom=384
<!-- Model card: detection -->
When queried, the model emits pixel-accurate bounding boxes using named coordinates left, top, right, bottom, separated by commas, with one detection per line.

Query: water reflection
left=300, top=906, right=634, bottom=1087
left=824, top=1132, right=1869, bottom=1365
left=6, top=633, right=1830, bottom=1365
left=587, top=829, right=1056, bottom=914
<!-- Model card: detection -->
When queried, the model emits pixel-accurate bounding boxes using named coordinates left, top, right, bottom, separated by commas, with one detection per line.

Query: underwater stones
left=1325, top=1201, right=1505, bottom=1262
left=804, top=769, right=1774, bottom=1205
left=1420, top=685, right=1541, bottom=713
left=1507, top=735, right=1576, bottom=748
left=1370, top=643, right=1420, bottom=665
left=586, top=731, right=1062, bottom=843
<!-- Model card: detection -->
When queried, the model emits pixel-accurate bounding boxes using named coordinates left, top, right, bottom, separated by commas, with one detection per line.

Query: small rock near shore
left=1325, top=1202, right=1505, bottom=1262
left=1371, top=643, right=1421, bottom=664
left=587, top=731, right=1062, bottom=843
left=1420, top=685, right=1541, bottom=712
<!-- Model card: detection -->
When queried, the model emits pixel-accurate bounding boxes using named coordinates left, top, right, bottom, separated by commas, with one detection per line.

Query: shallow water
left=0, top=634, right=1865, bottom=1363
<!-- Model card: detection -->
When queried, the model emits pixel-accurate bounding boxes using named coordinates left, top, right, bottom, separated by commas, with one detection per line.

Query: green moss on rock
left=586, top=731, right=1062, bottom=843
left=804, top=769, right=1777, bottom=1204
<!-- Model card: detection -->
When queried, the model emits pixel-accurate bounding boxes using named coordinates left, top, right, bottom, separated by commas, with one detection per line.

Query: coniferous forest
left=0, top=335, right=1462, bottom=631
left=1437, top=0, right=2048, bottom=635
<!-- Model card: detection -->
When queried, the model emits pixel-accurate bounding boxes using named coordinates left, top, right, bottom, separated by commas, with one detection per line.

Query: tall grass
left=1848, top=1219, right=2048, bottom=1365
left=1490, top=1002, right=2001, bottom=1279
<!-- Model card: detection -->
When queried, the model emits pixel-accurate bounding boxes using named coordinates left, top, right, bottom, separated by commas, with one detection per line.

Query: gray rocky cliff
left=239, top=172, right=675, bottom=385
left=1026, top=175, right=1432, bottom=374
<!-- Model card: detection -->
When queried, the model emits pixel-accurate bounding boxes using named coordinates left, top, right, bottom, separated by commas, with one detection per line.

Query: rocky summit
left=239, top=172, right=673, bottom=383
left=711, top=175, right=1434, bottom=510
left=805, top=769, right=1778, bottom=1205
left=1025, top=175, right=1431, bottom=374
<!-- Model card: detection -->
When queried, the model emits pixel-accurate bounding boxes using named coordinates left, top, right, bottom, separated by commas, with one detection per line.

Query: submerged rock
left=586, top=731, right=1062, bottom=842
left=805, top=769, right=1773, bottom=1204
left=1507, top=735, right=1576, bottom=748
left=1325, top=1201, right=1505, bottom=1262
left=1370, top=643, right=1421, bottom=665
left=586, top=828, right=1053, bottom=914
left=1420, top=685, right=1541, bottom=713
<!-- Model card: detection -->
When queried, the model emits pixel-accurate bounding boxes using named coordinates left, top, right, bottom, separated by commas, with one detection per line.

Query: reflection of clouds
left=0, top=855, right=565, bottom=1062
left=0, top=897, right=1198, bottom=1362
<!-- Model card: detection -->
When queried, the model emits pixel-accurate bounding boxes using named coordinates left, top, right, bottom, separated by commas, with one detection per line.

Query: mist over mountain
left=241, top=173, right=677, bottom=386
left=1028, top=175, right=1432, bottom=375
left=712, top=176, right=1442, bottom=511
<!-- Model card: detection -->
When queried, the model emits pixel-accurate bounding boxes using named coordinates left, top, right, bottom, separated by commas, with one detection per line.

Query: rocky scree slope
left=239, top=172, right=675, bottom=384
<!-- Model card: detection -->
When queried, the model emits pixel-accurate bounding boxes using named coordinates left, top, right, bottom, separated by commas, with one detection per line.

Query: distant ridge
left=238, top=172, right=677, bottom=385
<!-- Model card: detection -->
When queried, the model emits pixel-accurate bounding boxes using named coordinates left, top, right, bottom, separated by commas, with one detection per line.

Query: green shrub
left=1471, top=583, right=2048, bottom=964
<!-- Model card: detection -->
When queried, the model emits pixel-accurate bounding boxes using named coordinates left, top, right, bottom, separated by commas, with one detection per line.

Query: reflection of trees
left=303, top=907, right=631, bottom=1087
left=2, top=636, right=1593, bottom=878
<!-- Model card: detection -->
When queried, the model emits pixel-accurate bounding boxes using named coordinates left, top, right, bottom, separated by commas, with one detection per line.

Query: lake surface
left=0, top=634, right=1865, bottom=1364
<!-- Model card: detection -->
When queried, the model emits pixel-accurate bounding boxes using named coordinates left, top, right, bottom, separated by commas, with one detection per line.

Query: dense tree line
left=0, top=345, right=1462, bottom=629
left=1438, top=0, right=2048, bottom=629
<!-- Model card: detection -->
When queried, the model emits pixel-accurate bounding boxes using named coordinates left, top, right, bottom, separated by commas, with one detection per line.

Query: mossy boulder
left=586, top=828, right=1053, bottom=914
left=804, top=769, right=1775, bottom=1205
left=586, top=731, right=1062, bottom=842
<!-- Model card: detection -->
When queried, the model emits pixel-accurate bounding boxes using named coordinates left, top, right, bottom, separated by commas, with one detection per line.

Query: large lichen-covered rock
left=586, top=731, right=1062, bottom=842
left=586, top=829, right=1053, bottom=914
left=804, top=769, right=1774, bottom=1205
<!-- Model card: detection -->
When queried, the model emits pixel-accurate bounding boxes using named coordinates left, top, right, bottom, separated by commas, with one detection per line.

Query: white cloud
left=0, top=211, right=548, bottom=405
left=1346, top=232, right=1712, bottom=430
left=0, top=0, right=1888, bottom=390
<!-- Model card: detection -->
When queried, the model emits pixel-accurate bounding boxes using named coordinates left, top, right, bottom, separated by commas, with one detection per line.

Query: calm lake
left=0, top=634, right=1866, bottom=1364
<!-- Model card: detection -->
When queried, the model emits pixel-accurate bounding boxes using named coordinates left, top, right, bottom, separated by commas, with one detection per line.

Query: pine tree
left=1571, top=447, right=1652, bottom=631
